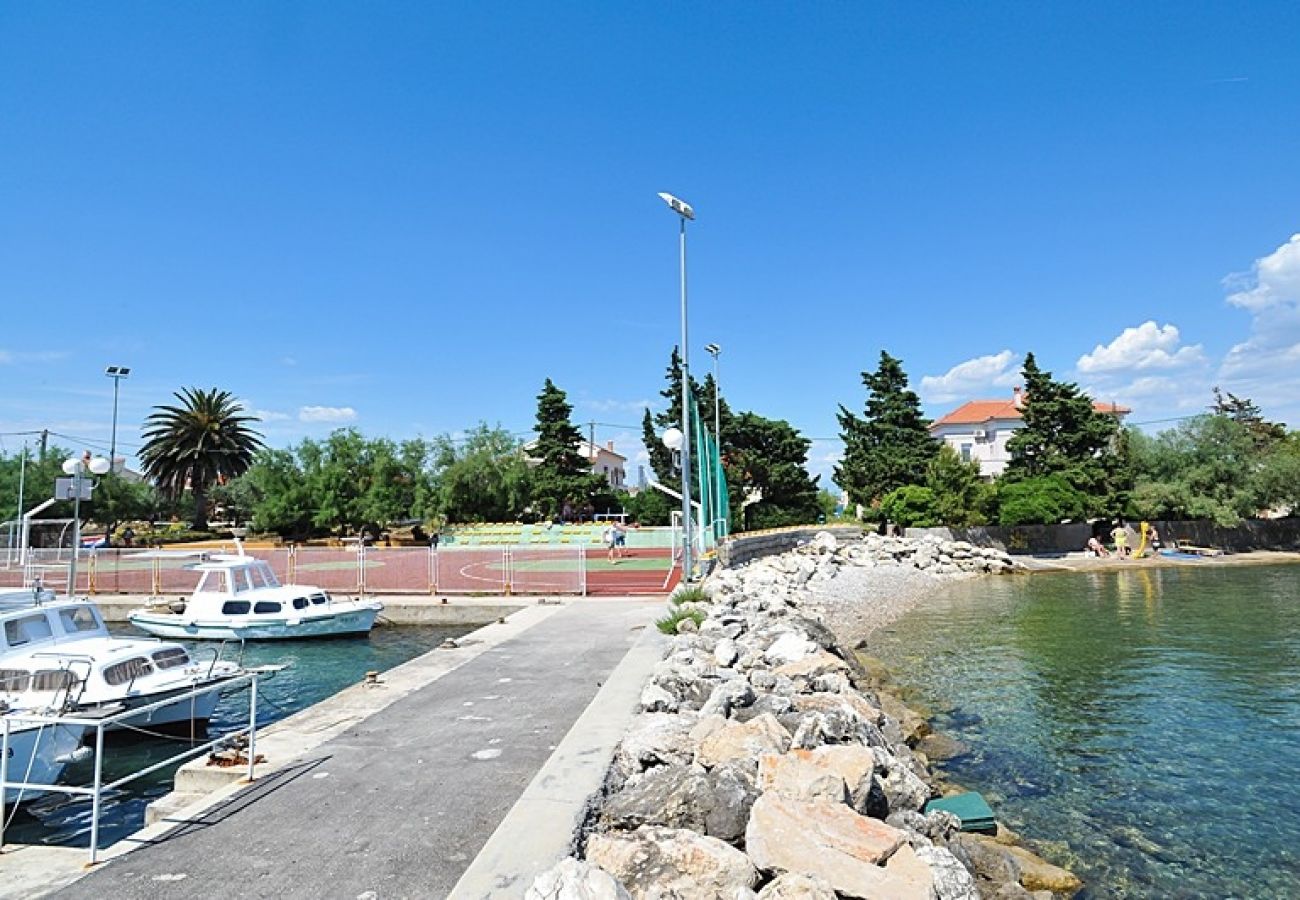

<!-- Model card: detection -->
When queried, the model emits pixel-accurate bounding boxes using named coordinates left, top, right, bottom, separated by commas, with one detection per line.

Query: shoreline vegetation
left=527, top=531, right=1085, bottom=898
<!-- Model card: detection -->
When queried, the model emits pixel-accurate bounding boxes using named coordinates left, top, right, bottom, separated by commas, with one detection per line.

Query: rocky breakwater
left=528, top=532, right=1078, bottom=899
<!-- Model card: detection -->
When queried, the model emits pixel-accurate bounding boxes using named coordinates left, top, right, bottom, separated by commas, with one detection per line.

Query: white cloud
left=1217, top=233, right=1300, bottom=423
left=254, top=409, right=292, bottom=422
left=919, top=351, right=1019, bottom=404
left=1225, top=233, right=1300, bottom=312
left=299, top=405, right=357, bottom=423
left=1076, top=321, right=1206, bottom=374
left=0, top=349, right=69, bottom=365
left=580, top=398, right=653, bottom=414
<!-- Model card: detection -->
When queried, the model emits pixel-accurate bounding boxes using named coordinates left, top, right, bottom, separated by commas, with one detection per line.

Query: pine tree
left=1004, top=353, right=1121, bottom=510
left=1211, top=387, right=1286, bottom=451
left=835, top=351, right=938, bottom=507
left=530, top=379, right=603, bottom=516
left=729, top=412, right=822, bottom=529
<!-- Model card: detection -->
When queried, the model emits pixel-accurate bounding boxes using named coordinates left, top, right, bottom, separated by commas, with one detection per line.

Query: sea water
left=869, top=564, right=1300, bottom=899
left=4, top=624, right=471, bottom=848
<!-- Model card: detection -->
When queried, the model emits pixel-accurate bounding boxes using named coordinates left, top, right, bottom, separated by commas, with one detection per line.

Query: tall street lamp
left=704, top=342, right=722, bottom=541
left=105, top=366, right=131, bottom=473
left=62, top=453, right=110, bottom=597
left=658, top=191, right=696, bottom=580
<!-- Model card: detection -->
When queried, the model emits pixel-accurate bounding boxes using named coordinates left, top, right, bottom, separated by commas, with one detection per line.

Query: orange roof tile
left=930, top=397, right=1131, bottom=429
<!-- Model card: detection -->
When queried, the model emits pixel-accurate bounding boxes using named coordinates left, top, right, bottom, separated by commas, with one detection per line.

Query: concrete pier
left=10, top=597, right=664, bottom=899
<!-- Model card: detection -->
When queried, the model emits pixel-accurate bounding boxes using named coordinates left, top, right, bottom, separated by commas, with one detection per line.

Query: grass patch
left=656, top=605, right=706, bottom=635
left=669, top=585, right=711, bottom=605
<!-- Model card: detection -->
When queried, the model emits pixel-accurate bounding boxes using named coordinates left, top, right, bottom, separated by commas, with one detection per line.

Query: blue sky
left=3, top=3, right=1299, bottom=486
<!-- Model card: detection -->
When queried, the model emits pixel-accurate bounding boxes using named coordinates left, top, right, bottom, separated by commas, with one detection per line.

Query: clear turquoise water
left=4, top=624, right=470, bottom=848
left=868, top=564, right=1300, bottom=899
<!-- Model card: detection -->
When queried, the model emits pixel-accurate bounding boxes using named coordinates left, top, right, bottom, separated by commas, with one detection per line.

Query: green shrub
left=998, top=475, right=1087, bottom=525
left=669, top=585, right=711, bottom=605
left=879, top=485, right=940, bottom=527
left=656, top=605, right=705, bottom=635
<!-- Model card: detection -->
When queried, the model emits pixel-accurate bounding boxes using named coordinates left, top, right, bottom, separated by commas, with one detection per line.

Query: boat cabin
left=190, top=556, right=333, bottom=617
left=0, top=600, right=109, bottom=653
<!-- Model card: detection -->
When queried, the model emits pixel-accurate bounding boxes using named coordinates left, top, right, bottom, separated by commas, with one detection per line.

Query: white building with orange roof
left=929, top=387, right=1130, bottom=478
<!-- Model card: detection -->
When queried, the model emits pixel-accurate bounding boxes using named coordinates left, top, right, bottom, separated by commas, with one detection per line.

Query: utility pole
left=39, top=429, right=48, bottom=461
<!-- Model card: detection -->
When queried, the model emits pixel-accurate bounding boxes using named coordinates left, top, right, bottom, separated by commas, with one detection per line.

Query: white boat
left=1, top=711, right=89, bottom=807
left=0, top=587, right=242, bottom=735
left=128, top=549, right=383, bottom=641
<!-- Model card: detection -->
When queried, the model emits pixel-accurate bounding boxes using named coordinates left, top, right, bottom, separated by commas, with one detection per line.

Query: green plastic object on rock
left=925, top=792, right=997, bottom=832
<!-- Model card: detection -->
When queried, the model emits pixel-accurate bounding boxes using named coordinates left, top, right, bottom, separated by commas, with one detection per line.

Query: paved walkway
left=54, top=600, right=661, bottom=900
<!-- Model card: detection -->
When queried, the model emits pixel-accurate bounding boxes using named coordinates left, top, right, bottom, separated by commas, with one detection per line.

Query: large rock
left=696, top=713, right=791, bottom=770
left=586, top=826, right=758, bottom=899
left=763, top=633, right=819, bottom=665
left=871, top=746, right=932, bottom=813
left=704, top=760, right=760, bottom=843
left=744, top=793, right=921, bottom=899
left=757, top=746, right=880, bottom=806
left=614, top=713, right=696, bottom=778
left=999, top=843, right=1083, bottom=895
left=599, top=764, right=713, bottom=833
left=755, top=872, right=838, bottom=899
left=915, top=845, right=980, bottom=900
left=773, top=650, right=850, bottom=690
left=526, top=857, right=631, bottom=900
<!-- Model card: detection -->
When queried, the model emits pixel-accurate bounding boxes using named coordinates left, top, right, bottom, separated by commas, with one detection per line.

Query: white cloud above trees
left=299, top=405, right=358, bottom=423
left=919, top=351, right=1019, bottom=404
left=1076, top=322, right=1205, bottom=374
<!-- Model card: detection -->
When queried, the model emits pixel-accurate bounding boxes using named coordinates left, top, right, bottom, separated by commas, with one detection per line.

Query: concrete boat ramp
left=4, top=597, right=665, bottom=899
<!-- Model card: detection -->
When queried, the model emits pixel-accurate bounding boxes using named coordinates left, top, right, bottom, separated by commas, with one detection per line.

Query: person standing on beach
left=1111, top=522, right=1130, bottom=556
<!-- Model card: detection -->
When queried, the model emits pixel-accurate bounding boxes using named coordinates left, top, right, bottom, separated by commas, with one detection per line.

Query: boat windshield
left=3, top=613, right=55, bottom=649
left=252, top=562, right=279, bottom=588
left=196, top=570, right=229, bottom=594
left=59, top=606, right=102, bottom=635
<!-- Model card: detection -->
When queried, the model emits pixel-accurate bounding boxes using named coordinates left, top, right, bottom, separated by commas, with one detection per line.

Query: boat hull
left=98, top=680, right=228, bottom=736
left=129, top=605, right=382, bottom=641
left=1, top=721, right=87, bottom=807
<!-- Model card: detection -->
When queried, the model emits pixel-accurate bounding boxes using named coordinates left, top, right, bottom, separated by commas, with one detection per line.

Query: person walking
left=603, top=523, right=618, bottom=564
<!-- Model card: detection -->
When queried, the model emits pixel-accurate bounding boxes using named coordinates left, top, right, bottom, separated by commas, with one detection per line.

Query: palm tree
left=140, top=388, right=264, bottom=530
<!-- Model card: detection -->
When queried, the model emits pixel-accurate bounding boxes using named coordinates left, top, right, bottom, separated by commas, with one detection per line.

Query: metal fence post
left=151, top=557, right=161, bottom=595
left=247, top=675, right=258, bottom=783
left=503, top=547, right=512, bottom=595
left=357, top=543, right=366, bottom=594
left=88, top=552, right=96, bottom=594
left=428, top=545, right=436, bottom=593
left=1, top=719, right=10, bottom=850
left=580, top=545, right=587, bottom=596
left=89, top=722, right=105, bottom=865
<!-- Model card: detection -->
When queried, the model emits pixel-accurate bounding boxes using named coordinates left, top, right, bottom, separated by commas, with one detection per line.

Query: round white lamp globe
left=661, top=427, right=684, bottom=451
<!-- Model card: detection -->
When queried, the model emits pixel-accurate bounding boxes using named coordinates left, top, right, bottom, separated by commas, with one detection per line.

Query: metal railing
left=1, top=670, right=266, bottom=865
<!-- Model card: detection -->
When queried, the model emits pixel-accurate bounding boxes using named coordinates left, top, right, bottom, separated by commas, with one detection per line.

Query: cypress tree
left=835, top=351, right=938, bottom=508
left=530, top=379, right=603, bottom=516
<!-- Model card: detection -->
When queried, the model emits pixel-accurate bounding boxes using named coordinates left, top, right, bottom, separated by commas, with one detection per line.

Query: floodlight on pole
left=659, top=191, right=696, bottom=580
left=105, top=366, right=131, bottom=473
left=63, top=454, right=110, bottom=598
left=704, top=343, right=722, bottom=541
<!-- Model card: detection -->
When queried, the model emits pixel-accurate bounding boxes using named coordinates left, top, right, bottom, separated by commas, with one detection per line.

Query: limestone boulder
left=773, top=650, right=850, bottom=689
left=599, top=764, right=714, bottom=834
left=526, top=857, right=631, bottom=900
left=696, top=713, right=791, bottom=771
left=704, top=759, right=760, bottom=843
left=915, top=845, right=979, bottom=900
left=999, top=844, right=1083, bottom=895
left=639, top=683, right=679, bottom=714
left=763, top=633, right=819, bottom=665
left=755, top=872, right=838, bottom=899
left=586, top=826, right=758, bottom=900
left=872, top=746, right=933, bottom=813
left=744, top=793, right=921, bottom=899
left=614, top=713, right=696, bottom=778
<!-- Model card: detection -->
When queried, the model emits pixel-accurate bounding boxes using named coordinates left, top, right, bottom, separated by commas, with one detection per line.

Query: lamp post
left=703, top=342, right=722, bottom=541
left=62, top=454, right=110, bottom=597
left=105, top=366, right=131, bottom=473
left=658, top=191, right=696, bottom=580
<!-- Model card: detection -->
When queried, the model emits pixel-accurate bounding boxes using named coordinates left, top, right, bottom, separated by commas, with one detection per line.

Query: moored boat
left=0, top=587, right=242, bottom=735
left=127, top=549, right=383, bottom=641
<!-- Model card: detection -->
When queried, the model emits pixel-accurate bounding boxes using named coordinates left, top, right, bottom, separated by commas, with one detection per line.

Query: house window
left=961, top=443, right=973, bottom=462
